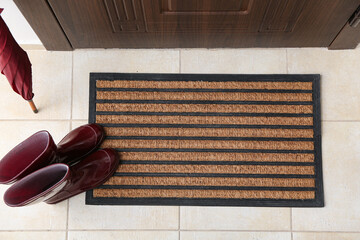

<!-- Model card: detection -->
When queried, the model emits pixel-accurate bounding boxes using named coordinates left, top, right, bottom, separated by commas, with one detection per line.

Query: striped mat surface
left=86, top=73, right=323, bottom=207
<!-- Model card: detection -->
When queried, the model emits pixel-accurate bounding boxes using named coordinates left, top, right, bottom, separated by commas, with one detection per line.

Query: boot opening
left=4, top=164, right=68, bottom=206
left=0, top=131, right=53, bottom=183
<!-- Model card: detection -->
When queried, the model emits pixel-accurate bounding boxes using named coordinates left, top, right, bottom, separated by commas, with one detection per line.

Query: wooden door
left=15, top=0, right=360, bottom=49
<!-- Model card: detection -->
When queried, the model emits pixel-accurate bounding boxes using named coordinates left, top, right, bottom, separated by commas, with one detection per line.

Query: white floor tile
left=180, top=231, right=291, bottom=240
left=72, top=49, right=180, bottom=120
left=68, top=193, right=179, bottom=230
left=0, top=187, right=67, bottom=230
left=0, top=50, right=72, bottom=119
left=180, top=207, right=291, bottom=230
left=71, top=120, right=88, bottom=129
left=180, top=49, right=287, bottom=74
left=287, top=48, right=360, bottom=121
left=292, top=122, right=360, bottom=231
left=0, top=231, right=66, bottom=240
left=68, top=231, right=178, bottom=240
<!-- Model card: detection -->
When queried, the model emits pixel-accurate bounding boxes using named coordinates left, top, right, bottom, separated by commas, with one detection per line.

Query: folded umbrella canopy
left=0, top=8, right=37, bottom=113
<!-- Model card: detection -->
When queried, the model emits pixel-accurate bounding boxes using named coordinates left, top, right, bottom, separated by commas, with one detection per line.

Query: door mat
left=86, top=73, right=323, bottom=207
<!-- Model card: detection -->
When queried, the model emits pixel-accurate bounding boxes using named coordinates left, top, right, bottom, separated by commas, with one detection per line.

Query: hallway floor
left=0, top=47, right=359, bottom=240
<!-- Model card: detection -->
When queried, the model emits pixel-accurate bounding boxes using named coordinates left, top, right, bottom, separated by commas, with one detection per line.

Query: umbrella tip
left=28, top=99, right=38, bottom=114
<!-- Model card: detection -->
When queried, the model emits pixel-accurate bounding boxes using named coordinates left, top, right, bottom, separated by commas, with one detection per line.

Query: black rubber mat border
left=86, top=73, right=323, bottom=207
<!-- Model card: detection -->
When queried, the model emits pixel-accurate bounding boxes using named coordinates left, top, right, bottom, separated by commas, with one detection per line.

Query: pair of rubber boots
left=0, top=124, right=119, bottom=207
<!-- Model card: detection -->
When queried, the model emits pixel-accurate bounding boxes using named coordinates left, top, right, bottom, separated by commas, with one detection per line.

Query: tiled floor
left=0, top=47, right=360, bottom=240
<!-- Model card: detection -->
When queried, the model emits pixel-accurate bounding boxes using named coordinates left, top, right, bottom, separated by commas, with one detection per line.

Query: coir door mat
left=86, top=73, right=323, bottom=207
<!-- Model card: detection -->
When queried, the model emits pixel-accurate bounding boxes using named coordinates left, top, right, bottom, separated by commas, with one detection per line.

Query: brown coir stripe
left=93, top=188, right=315, bottom=199
left=96, top=115, right=313, bottom=126
left=104, top=176, right=315, bottom=188
left=116, top=164, right=315, bottom=175
left=96, top=103, right=313, bottom=114
left=96, top=80, right=313, bottom=90
left=105, top=127, right=314, bottom=138
left=102, top=139, right=314, bottom=150
left=118, top=152, right=315, bottom=162
left=97, top=91, right=312, bottom=102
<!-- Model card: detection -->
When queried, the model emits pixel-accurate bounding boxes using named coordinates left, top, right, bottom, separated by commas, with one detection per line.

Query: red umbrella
left=0, top=8, right=38, bottom=113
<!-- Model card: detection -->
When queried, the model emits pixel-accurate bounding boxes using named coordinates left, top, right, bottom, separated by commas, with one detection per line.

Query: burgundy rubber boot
left=4, top=149, right=119, bottom=207
left=56, top=123, right=105, bottom=165
left=0, top=131, right=57, bottom=184
left=0, top=124, right=105, bottom=184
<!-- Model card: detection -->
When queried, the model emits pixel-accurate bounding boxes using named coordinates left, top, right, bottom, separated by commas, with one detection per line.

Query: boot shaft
left=0, top=131, right=57, bottom=184
left=4, top=163, right=70, bottom=207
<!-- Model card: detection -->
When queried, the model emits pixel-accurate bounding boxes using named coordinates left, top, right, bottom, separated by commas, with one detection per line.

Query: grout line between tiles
left=66, top=229, right=182, bottom=232
left=173, top=230, right=360, bottom=233
left=0, top=230, right=67, bottom=232
left=174, top=230, right=294, bottom=233
left=65, top=200, right=69, bottom=240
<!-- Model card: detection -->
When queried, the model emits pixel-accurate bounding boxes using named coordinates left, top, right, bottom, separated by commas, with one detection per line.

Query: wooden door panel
left=103, top=0, right=146, bottom=32
left=47, top=0, right=114, bottom=47
left=142, top=0, right=260, bottom=33
left=142, top=0, right=309, bottom=34
left=259, top=0, right=307, bottom=32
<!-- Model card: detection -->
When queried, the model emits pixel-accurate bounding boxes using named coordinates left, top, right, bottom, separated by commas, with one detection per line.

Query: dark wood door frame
left=14, top=0, right=72, bottom=50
